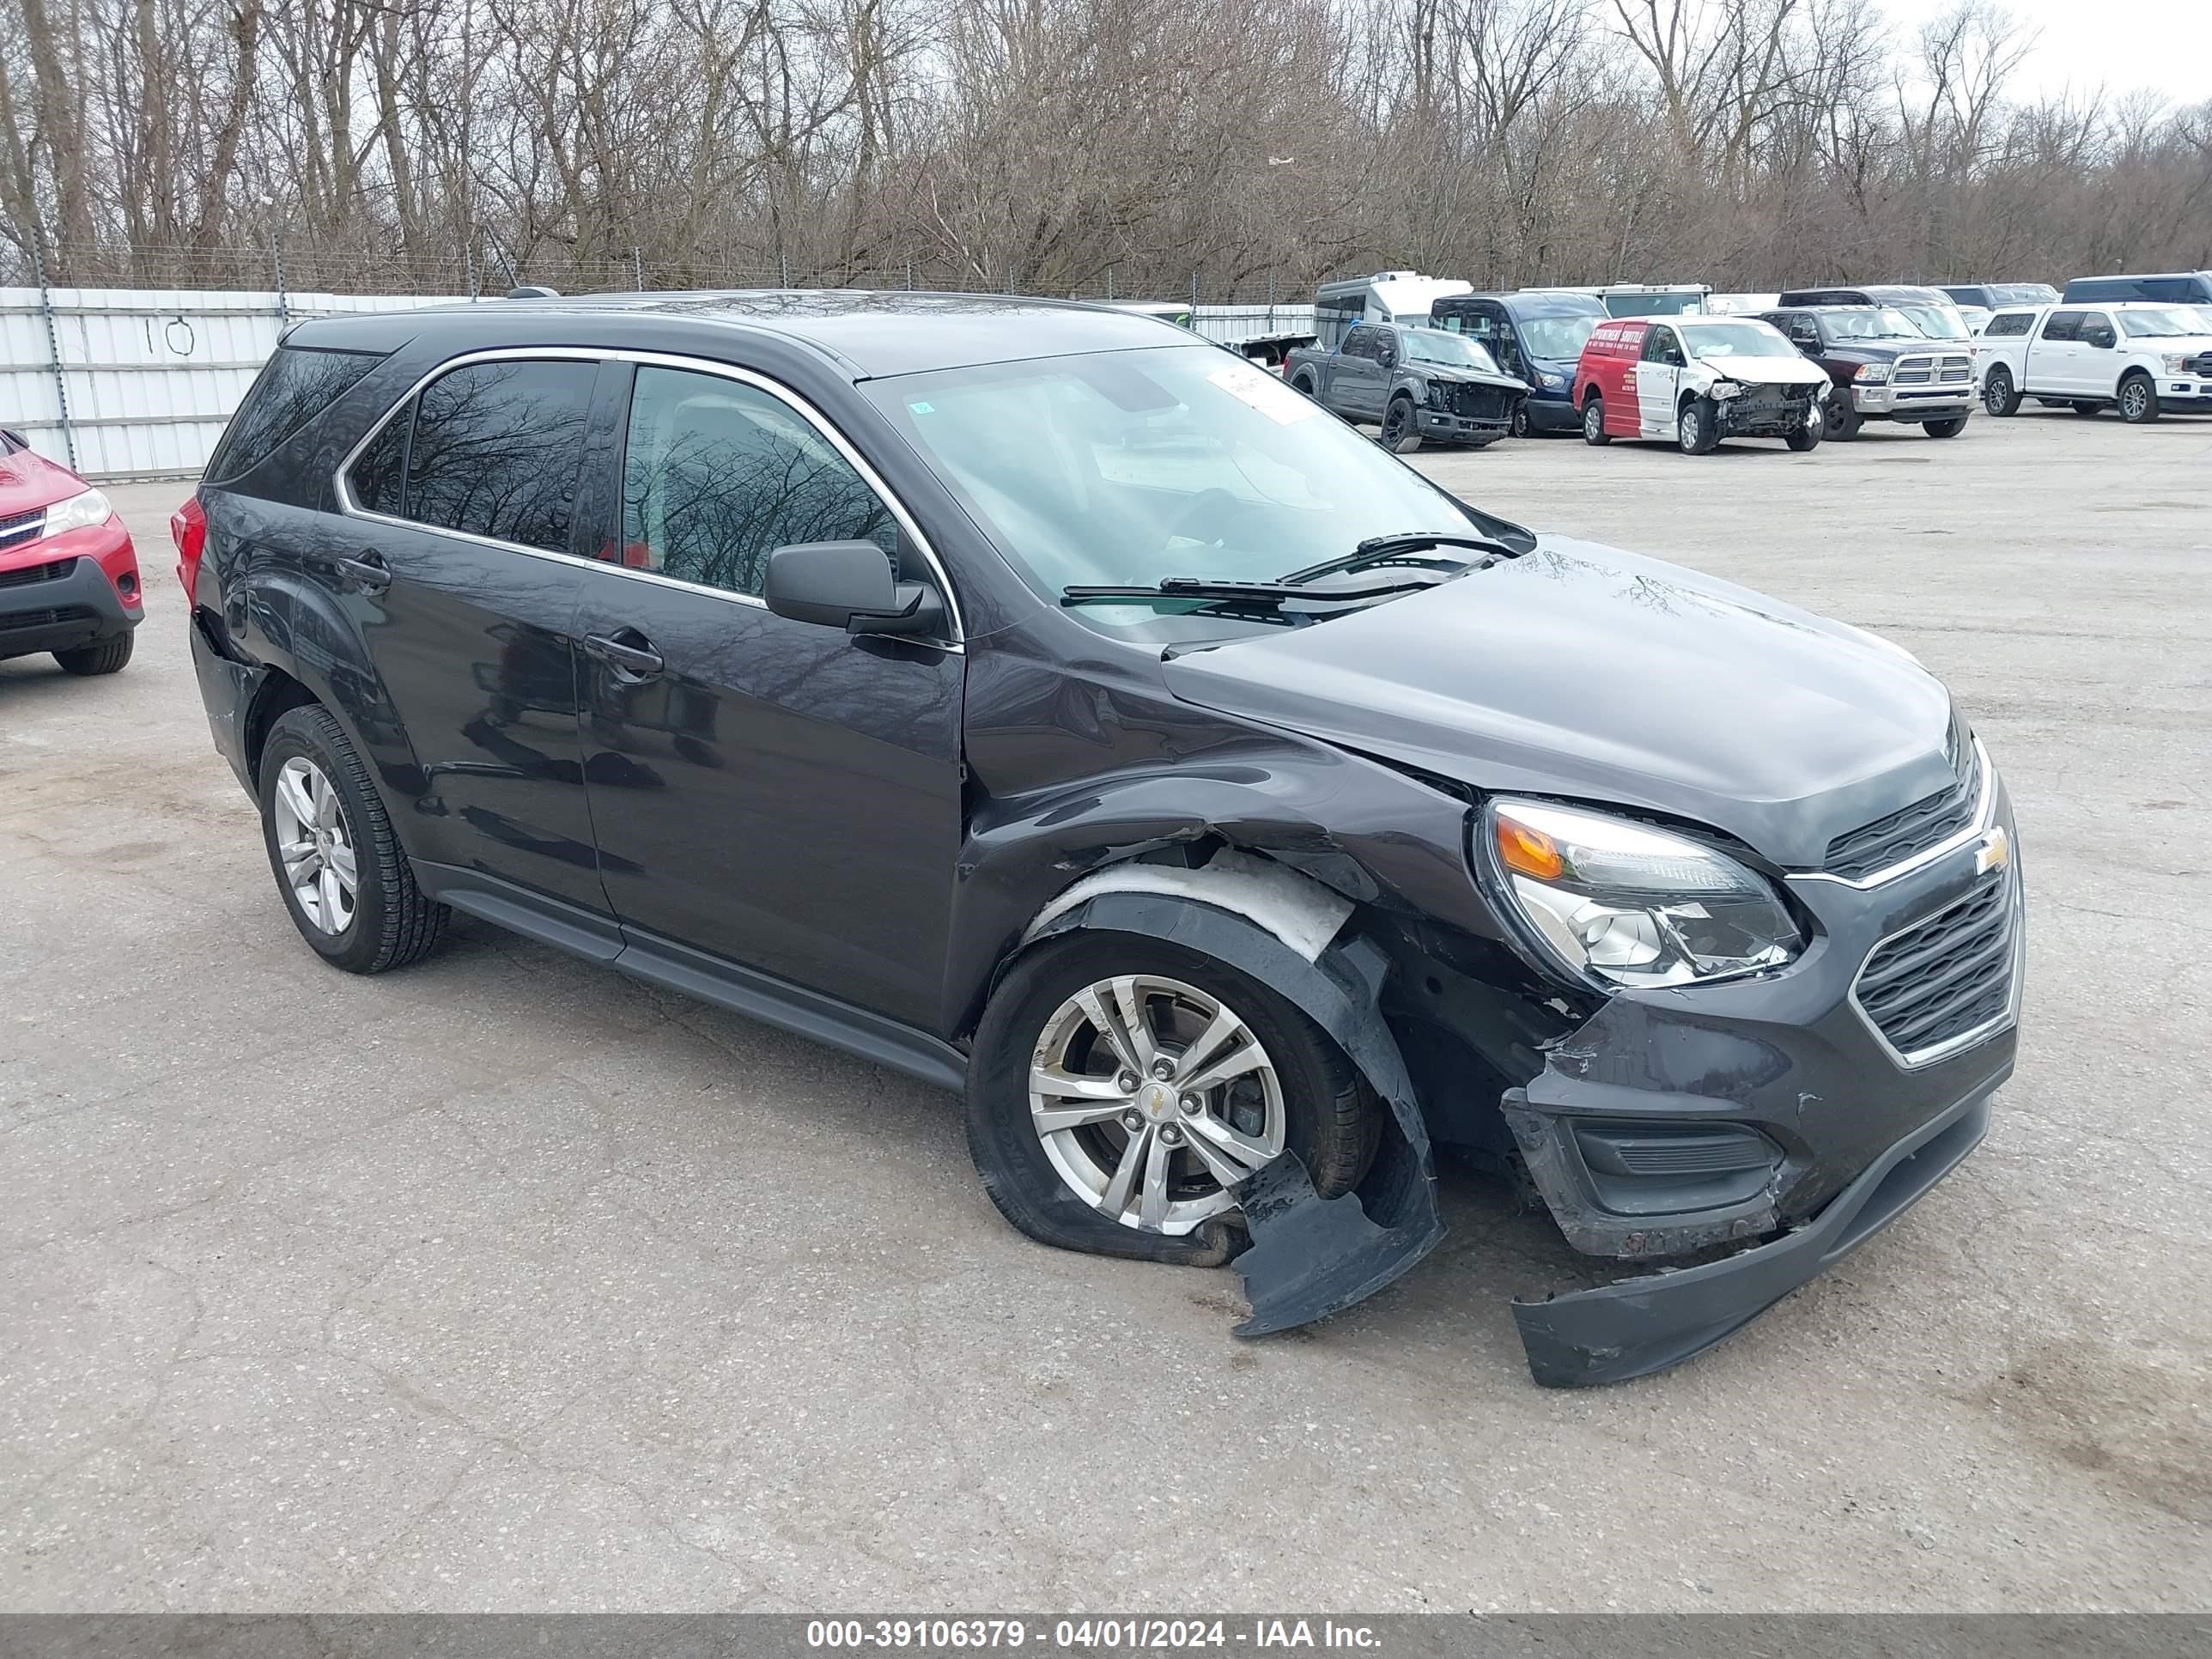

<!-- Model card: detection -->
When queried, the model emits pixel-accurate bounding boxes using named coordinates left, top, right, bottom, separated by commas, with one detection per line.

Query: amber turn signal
left=1496, top=815, right=1565, bottom=881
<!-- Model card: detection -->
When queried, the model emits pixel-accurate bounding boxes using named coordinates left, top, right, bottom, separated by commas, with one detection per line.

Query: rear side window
left=1984, top=312, right=2032, bottom=337
left=619, top=365, right=895, bottom=599
left=349, top=359, right=597, bottom=555
left=207, top=344, right=384, bottom=483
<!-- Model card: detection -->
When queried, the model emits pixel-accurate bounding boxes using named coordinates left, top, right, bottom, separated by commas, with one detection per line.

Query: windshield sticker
left=1208, top=361, right=1320, bottom=425
left=908, top=401, right=935, bottom=416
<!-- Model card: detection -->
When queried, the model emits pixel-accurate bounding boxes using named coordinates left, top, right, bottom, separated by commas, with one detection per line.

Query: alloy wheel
left=272, top=756, right=359, bottom=934
left=1027, top=974, right=1285, bottom=1234
left=2121, top=380, right=2148, bottom=421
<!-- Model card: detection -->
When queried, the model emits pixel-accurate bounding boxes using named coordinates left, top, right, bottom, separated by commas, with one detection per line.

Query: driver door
left=1636, top=325, right=1685, bottom=435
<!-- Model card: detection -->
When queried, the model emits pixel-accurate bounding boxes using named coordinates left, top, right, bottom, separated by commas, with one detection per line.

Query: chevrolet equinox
left=179, top=292, right=2023, bottom=1385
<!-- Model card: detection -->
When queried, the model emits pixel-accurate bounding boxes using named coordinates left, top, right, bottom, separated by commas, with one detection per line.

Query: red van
left=1571, top=316, right=1826, bottom=453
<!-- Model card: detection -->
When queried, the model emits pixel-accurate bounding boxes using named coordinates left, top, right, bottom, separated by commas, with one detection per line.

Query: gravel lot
left=4, top=407, right=2208, bottom=1612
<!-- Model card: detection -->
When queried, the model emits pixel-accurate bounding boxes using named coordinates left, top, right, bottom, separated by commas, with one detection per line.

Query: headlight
left=1854, top=363, right=1891, bottom=384
left=2164, top=354, right=2190, bottom=374
left=1537, top=368, right=1568, bottom=389
left=1486, top=800, right=1804, bottom=989
left=40, top=487, right=112, bottom=538
left=1709, top=379, right=1741, bottom=399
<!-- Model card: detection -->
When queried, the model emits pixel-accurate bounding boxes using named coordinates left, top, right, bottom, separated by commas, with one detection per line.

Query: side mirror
left=2085, top=331, right=2115, bottom=349
left=764, top=540, right=945, bottom=638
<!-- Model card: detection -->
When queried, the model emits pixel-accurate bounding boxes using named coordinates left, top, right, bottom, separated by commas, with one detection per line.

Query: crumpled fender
left=1020, top=883, right=1446, bottom=1337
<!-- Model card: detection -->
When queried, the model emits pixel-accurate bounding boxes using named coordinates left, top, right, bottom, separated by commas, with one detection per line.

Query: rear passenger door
left=2033, top=310, right=2084, bottom=394
left=569, top=360, right=965, bottom=1030
left=337, top=353, right=614, bottom=922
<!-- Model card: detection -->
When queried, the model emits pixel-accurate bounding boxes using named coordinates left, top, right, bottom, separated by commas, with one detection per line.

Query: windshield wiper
left=1275, top=531, right=1516, bottom=586
left=1061, top=575, right=1439, bottom=608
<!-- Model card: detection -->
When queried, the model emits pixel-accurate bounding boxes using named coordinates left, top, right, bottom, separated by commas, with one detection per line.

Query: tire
left=964, top=933, right=1379, bottom=1267
left=2118, top=373, right=2159, bottom=424
left=1510, top=401, right=1532, bottom=439
left=1581, top=395, right=1610, bottom=446
left=1824, top=388, right=1862, bottom=441
left=1380, top=396, right=1421, bottom=453
left=1785, top=418, right=1822, bottom=452
left=258, top=703, right=447, bottom=974
left=1983, top=367, right=2020, bottom=416
left=1676, top=397, right=1719, bottom=454
left=53, top=633, right=134, bottom=676
left=1923, top=416, right=1968, bottom=439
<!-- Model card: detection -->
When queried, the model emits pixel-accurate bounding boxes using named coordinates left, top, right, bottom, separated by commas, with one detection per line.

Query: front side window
left=376, top=359, right=598, bottom=554
left=210, top=344, right=385, bottom=483
left=1641, top=326, right=1685, bottom=366
left=621, top=366, right=896, bottom=599
left=861, top=345, right=1482, bottom=643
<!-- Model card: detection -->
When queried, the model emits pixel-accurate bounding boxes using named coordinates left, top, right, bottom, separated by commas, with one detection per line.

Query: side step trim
left=411, top=860, right=968, bottom=1092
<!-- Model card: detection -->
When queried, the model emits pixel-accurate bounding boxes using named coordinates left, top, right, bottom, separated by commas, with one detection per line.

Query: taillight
left=171, top=495, right=206, bottom=605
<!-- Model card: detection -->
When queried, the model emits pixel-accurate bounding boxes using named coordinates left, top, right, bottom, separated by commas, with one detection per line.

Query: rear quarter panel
left=1572, top=320, right=1649, bottom=434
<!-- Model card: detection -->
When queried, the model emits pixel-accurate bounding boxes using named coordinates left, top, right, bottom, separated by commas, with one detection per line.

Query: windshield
left=2118, top=307, right=2207, bottom=338
left=1605, top=291, right=1702, bottom=317
left=1678, top=320, right=1795, bottom=358
left=1897, top=305, right=1968, bottom=339
left=864, top=345, right=1481, bottom=641
left=1819, top=307, right=1925, bottom=341
left=1517, top=314, right=1601, bottom=361
left=1401, top=328, right=1500, bottom=371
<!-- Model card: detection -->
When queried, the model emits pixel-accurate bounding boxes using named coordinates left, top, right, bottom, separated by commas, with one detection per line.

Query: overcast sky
left=1876, top=0, right=2212, bottom=106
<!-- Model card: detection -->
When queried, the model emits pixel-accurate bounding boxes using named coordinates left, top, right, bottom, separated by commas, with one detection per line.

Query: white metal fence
left=3, top=287, right=1316, bottom=483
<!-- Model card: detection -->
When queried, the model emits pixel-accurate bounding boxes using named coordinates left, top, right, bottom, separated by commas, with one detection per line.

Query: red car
left=0, top=428, right=142, bottom=675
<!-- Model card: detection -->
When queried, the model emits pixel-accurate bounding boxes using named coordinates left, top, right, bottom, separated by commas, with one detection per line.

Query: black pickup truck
left=1284, top=321, right=1527, bottom=451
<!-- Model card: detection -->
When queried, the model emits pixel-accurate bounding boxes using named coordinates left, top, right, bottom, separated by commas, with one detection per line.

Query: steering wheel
left=1160, top=489, right=1243, bottom=553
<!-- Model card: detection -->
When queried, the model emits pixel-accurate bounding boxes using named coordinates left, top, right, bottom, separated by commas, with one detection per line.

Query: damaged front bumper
left=1711, top=386, right=1821, bottom=438
left=1497, top=777, right=2022, bottom=1385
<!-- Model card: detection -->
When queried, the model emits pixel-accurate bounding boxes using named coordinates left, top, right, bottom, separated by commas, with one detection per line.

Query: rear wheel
left=1380, top=396, right=1421, bottom=453
left=2118, top=373, right=2159, bottom=424
left=53, top=634, right=133, bottom=676
left=1923, top=416, right=1968, bottom=438
left=258, top=704, right=447, bottom=974
left=1982, top=367, right=2020, bottom=416
left=1581, top=395, right=1611, bottom=446
left=965, top=934, right=1378, bottom=1265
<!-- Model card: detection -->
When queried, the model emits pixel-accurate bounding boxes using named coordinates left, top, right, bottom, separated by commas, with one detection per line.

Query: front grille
left=1856, top=871, right=2018, bottom=1063
left=0, top=604, right=96, bottom=632
left=0, top=508, right=43, bottom=552
left=1893, top=354, right=1972, bottom=398
left=0, top=556, right=73, bottom=591
left=2188, top=352, right=2212, bottom=376
left=1446, top=383, right=1513, bottom=422
left=1824, top=719, right=1979, bottom=882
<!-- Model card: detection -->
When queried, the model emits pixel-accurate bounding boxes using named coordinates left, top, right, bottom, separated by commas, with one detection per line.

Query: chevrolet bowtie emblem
left=1974, top=826, right=2011, bottom=875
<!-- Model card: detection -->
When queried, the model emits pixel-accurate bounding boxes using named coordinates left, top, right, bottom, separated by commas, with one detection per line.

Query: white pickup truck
left=1976, top=302, right=2212, bottom=423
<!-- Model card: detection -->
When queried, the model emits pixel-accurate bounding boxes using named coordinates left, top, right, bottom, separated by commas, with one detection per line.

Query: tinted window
left=207, top=345, right=384, bottom=483
left=621, top=366, right=895, bottom=599
left=2042, top=311, right=2083, bottom=342
left=1984, top=312, right=2033, bottom=337
left=1641, top=326, right=1685, bottom=366
left=1342, top=326, right=1382, bottom=361
left=349, top=405, right=410, bottom=516
left=401, top=360, right=595, bottom=554
left=2079, top=313, right=2118, bottom=347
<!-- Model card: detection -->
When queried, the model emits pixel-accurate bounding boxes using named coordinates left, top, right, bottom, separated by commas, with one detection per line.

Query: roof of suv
left=284, top=289, right=1189, bottom=380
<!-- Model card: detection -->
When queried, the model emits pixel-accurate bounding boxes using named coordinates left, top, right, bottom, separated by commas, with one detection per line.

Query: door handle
left=582, top=629, right=665, bottom=681
left=336, top=551, right=392, bottom=593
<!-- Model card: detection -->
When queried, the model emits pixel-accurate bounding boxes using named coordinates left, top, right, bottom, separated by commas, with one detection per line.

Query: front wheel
left=1581, top=396, right=1611, bottom=446
left=2118, top=374, right=2159, bottom=424
left=965, top=934, right=1378, bottom=1264
left=53, top=634, right=133, bottom=676
left=1983, top=367, right=2020, bottom=416
left=1510, top=400, right=1532, bottom=439
left=1379, top=397, right=1421, bottom=453
left=1824, top=389, right=1863, bottom=441
left=258, top=703, right=448, bottom=974
left=1677, top=398, right=1719, bottom=454
left=1923, top=416, right=1968, bottom=439
left=1785, top=417, right=1822, bottom=452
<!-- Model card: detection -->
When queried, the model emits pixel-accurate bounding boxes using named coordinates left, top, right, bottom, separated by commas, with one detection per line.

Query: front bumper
left=1417, top=407, right=1513, bottom=442
left=0, top=529, right=143, bottom=659
left=1713, top=387, right=1821, bottom=437
left=1496, top=770, right=2021, bottom=1384
left=1522, top=393, right=1582, bottom=434
left=1852, top=383, right=1974, bottom=422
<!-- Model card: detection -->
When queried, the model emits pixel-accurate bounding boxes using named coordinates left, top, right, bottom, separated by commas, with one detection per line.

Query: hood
left=1692, top=353, right=1829, bottom=388
left=0, top=441, right=88, bottom=519
left=1820, top=340, right=1921, bottom=364
left=1419, top=362, right=1527, bottom=394
left=1161, top=535, right=1956, bottom=869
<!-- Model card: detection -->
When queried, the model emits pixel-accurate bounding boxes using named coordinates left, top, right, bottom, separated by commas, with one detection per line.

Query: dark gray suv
left=178, top=291, right=2023, bottom=1386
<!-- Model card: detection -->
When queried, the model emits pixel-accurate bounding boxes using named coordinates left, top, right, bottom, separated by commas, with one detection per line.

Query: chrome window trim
left=1786, top=738, right=1993, bottom=890
left=1848, top=861, right=2022, bottom=1071
left=330, top=344, right=965, bottom=648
